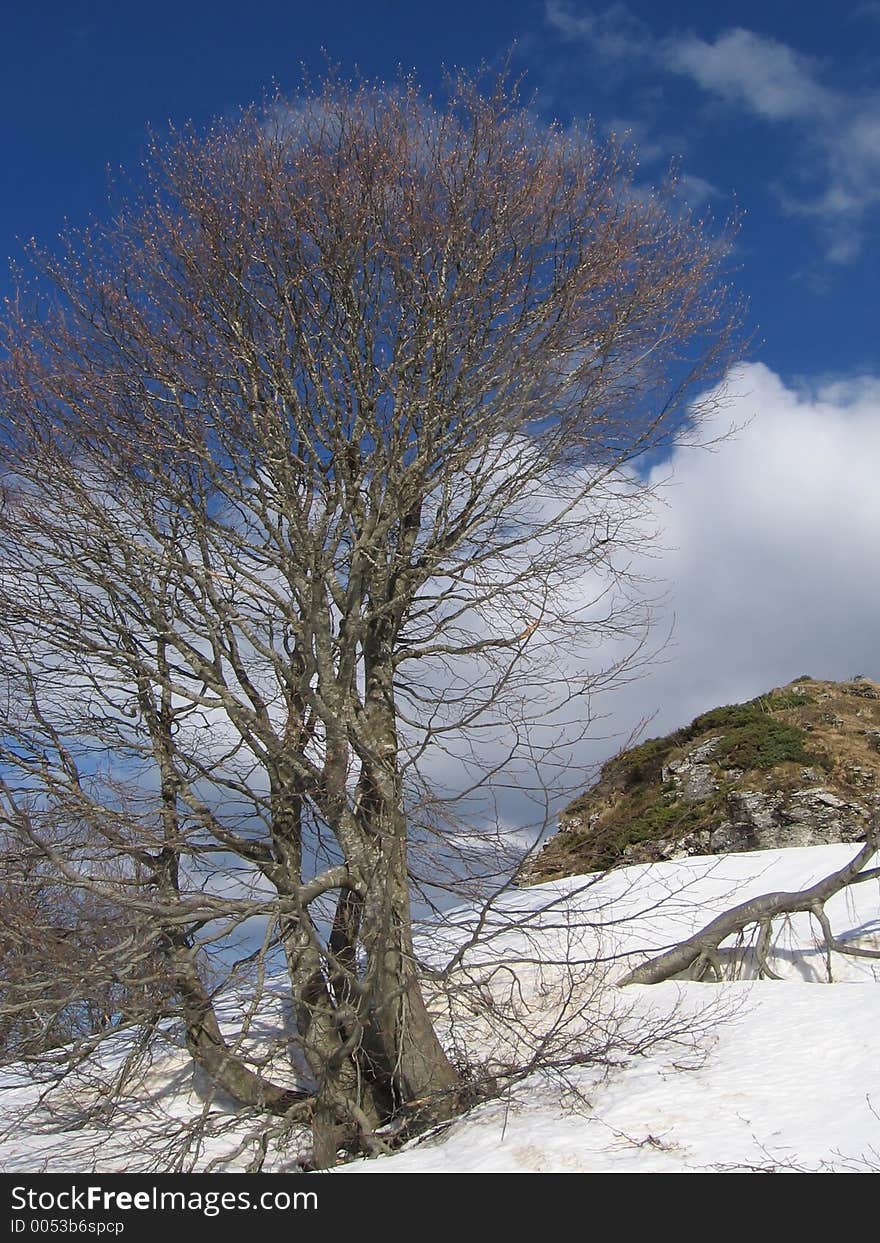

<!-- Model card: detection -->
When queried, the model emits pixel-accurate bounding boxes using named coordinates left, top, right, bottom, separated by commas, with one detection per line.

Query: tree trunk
left=355, top=773, right=461, bottom=1120
left=169, top=942, right=305, bottom=1112
left=352, top=620, right=463, bottom=1124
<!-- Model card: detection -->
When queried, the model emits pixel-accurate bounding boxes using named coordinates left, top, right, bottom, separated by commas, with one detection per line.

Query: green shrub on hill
left=714, top=717, right=820, bottom=770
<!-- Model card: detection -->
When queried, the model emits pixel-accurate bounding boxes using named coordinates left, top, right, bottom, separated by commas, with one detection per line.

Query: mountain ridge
left=524, top=675, right=880, bottom=883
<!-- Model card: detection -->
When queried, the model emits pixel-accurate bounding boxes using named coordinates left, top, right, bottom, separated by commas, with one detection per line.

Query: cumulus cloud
left=581, top=361, right=880, bottom=751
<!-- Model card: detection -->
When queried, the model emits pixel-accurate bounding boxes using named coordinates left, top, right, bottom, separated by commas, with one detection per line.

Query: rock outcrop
left=522, top=676, right=880, bottom=883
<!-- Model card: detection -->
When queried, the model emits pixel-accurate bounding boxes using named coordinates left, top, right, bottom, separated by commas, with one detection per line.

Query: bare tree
left=0, top=829, right=174, bottom=1061
left=0, top=73, right=743, bottom=1166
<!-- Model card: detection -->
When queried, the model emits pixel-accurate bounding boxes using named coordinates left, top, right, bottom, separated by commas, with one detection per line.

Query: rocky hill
left=523, top=676, right=880, bottom=883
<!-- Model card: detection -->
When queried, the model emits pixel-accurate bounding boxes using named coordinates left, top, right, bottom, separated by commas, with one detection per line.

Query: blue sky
left=2, top=1, right=879, bottom=746
left=3, top=1, right=879, bottom=380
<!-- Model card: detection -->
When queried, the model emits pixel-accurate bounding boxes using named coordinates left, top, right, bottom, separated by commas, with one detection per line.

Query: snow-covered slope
left=2, top=843, right=878, bottom=1173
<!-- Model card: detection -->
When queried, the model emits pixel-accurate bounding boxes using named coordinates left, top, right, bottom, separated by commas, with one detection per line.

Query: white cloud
left=582, top=361, right=880, bottom=747
left=661, top=27, right=880, bottom=261
left=663, top=28, right=834, bottom=123
left=543, top=4, right=880, bottom=262
left=678, top=173, right=717, bottom=208
left=544, top=0, right=649, bottom=58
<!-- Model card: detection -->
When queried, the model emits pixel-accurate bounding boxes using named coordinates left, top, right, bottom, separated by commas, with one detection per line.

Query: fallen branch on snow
left=620, top=812, right=880, bottom=986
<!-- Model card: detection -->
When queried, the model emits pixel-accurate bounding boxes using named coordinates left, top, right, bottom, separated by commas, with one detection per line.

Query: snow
left=342, top=982, right=880, bottom=1172
left=2, top=843, right=878, bottom=1173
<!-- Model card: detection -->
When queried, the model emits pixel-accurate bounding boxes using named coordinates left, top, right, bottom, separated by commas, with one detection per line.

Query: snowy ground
left=2, top=843, right=878, bottom=1173
left=343, top=981, right=880, bottom=1173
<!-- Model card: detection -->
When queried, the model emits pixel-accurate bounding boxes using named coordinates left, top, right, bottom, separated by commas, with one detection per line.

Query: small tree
left=0, top=74, right=742, bottom=1165
left=0, top=830, right=173, bottom=1061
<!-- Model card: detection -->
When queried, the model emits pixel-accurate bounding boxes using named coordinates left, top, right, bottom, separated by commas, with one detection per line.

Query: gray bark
left=620, top=817, right=880, bottom=986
